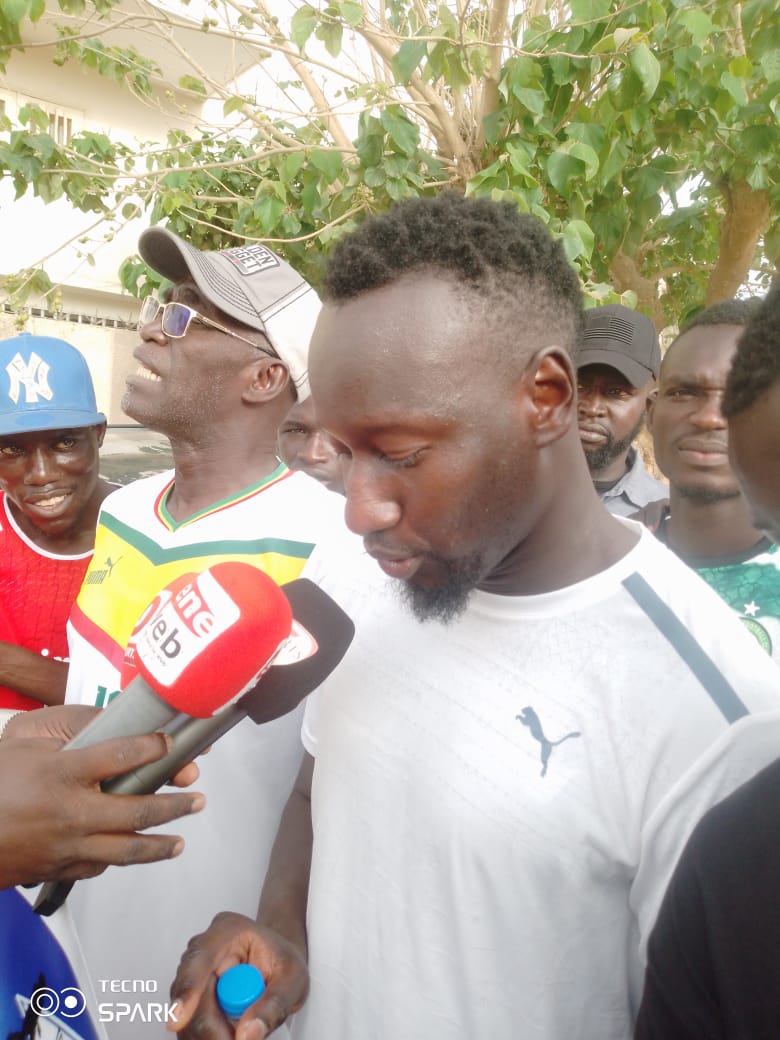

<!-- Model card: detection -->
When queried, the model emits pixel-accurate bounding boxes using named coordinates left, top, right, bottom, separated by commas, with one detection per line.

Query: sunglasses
left=138, top=297, right=279, bottom=357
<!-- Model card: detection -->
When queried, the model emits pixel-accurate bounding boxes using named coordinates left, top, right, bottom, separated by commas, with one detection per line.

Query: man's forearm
left=257, top=750, right=314, bottom=957
left=0, top=641, right=68, bottom=704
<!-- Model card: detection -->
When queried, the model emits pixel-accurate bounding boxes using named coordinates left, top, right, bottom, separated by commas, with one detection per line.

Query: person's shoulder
left=626, top=524, right=770, bottom=638
left=97, top=469, right=174, bottom=517
left=265, top=470, right=345, bottom=532
left=303, top=523, right=381, bottom=608
left=684, top=751, right=780, bottom=875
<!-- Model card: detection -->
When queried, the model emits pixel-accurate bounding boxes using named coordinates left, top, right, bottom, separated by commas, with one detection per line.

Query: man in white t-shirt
left=168, top=195, right=780, bottom=1040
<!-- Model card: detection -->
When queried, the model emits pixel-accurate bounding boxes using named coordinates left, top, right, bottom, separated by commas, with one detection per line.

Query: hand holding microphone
left=35, top=563, right=354, bottom=915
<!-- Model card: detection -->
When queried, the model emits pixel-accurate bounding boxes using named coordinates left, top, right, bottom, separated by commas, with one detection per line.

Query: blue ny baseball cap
left=0, top=333, right=106, bottom=436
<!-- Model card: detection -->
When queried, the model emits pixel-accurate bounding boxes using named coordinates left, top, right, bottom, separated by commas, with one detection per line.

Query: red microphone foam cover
left=125, top=562, right=293, bottom=717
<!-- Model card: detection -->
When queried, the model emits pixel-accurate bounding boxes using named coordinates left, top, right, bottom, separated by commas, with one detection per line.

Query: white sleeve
left=631, top=709, right=780, bottom=998
left=301, top=686, right=322, bottom=757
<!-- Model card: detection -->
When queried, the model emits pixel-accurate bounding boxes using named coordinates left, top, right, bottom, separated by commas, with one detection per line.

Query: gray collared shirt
left=597, top=447, right=668, bottom=517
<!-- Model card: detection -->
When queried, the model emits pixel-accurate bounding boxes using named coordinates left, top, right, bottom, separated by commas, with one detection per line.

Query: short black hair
left=662, top=296, right=765, bottom=375
left=681, top=297, right=764, bottom=334
left=723, top=284, right=780, bottom=418
left=323, top=192, right=584, bottom=366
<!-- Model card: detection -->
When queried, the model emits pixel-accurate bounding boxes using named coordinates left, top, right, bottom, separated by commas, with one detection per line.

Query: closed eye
left=381, top=450, right=423, bottom=469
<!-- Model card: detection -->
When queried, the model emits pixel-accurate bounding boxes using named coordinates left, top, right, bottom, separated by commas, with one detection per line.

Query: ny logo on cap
left=6, top=351, right=53, bottom=405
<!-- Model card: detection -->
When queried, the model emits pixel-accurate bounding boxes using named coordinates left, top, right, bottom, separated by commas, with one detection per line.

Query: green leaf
left=310, top=148, right=343, bottom=183
left=740, top=125, right=778, bottom=159
left=363, top=166, right=386, bottom=187
left=279, top=152, right=306, bottom=183
left=381, top=107, right=419, bottom=156
left=316, top=21, right=343, bottom=58
left=482, top=110, right=505, bottom=147
left=511, top=86, right=546, bottom=117
left=561, top=219, right=595, bottom=263
left=760, top=49, right=780, bottom=83
left=676, top=9, right=713, bottom=46
left=505, top=140, right=536, bottom=178
left=746, top=165, right=769, bottom=191
left=18, top=105, right=49, bottom=132
left=178, top=75, right=207, bottom=96
left=720, top=71, right=748, bottom=106
left=566, top=123, right=605, bottom=154
left=254, top=195, right=284, bottom=231
left=568, top=141, right=599, bottom=181
left=290, top=5, right=318, bottom=50
left=614, top=27, right=641, bottom=50
left=336, top=1, right=363, bottom=28
left=3, top=0, right=29, bottom=25
left=728, top=56, right=753, bottom=79
left=570, top=0, right=610, bottom=20
left=393, top=39, right=427, bottom=83
left=547, top=152, right=584, bottom=194
left=629, top=43, right=661, bottom=101
left=598, top=138, right=629, bottom=188
left=549, top=55, right=572, bottom=86
left=223, top=96, right=246, bottom=118
left=385, top=178, right=409, bottom=201
left=29, top=0, right=45, bottom=22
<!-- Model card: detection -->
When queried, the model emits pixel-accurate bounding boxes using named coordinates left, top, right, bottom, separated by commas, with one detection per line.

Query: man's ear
left=95, top=421, right=107, bottom=447
left=523, top=347, right=576, bottom=447
left=242, top=358, right=291, bottom=403
left=646, top=387, right=658, bottom=431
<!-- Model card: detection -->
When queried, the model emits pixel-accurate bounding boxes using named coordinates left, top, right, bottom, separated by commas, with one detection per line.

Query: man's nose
left=691, top=393, right=727, bottom=429
left=342, top=461, right=401, bottom=536
left=23, top=448, right=57, bottom=485
left=140, top=312, right=168, bottom=346
left=577, top=390, right=607, bottom=416
left=300, top=431, right=336, bottom=466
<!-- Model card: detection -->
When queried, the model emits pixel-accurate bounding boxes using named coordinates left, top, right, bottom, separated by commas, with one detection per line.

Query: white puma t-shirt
left=296, top=522, right=780, bottom=1040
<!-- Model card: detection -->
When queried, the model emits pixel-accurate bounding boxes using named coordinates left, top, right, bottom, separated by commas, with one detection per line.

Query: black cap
left=578, top=305, right=661, bottom=388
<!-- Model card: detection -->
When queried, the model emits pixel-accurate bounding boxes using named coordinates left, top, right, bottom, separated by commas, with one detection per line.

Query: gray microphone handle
left=101, top=704, right=246, bottom=795
left=63, top=674, right=178, bottom=751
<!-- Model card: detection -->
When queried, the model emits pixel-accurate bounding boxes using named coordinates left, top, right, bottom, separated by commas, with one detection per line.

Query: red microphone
left=34, top=562, right=294, bottom=917
left=60, top=562, right=293, bottom=757
left=119, top=562, right=293, bottom=717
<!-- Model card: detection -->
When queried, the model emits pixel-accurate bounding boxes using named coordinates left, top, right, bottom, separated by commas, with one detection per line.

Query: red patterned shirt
left=0, top=491, right=92, bottom=710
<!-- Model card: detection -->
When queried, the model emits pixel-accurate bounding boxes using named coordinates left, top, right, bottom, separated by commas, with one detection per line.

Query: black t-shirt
left=636, top=756, right=780, bottom=1039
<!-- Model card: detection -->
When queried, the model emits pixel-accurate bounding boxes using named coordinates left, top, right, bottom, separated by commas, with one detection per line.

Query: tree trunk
left=706, top=180, right=770, bottom=303
left=608, top=249, right=665, bottom=328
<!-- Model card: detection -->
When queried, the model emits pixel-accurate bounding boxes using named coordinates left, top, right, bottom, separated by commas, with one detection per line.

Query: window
left=0, top=90, right=82, bottom=144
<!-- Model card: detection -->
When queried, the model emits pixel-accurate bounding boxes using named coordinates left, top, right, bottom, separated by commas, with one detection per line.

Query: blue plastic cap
left=216, top=964, right=266, bottom=1020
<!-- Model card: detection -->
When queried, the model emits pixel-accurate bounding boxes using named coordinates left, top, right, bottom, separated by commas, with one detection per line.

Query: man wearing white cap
left=63, top=229, right=341, bottom=1036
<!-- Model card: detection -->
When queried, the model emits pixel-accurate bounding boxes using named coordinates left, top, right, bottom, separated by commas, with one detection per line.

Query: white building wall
left=0, top=1, right=261, bottom=421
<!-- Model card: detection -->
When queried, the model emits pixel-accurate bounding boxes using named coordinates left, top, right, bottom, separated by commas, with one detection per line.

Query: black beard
left=583, top=415, right=645, bottom=475
left=676, top=484, right=742, bottom=504
left=396, top=553, right=485, bottom=624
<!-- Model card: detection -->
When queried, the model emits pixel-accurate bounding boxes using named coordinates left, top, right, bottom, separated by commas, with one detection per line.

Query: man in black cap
left=577, top=304, right=667, bottom=515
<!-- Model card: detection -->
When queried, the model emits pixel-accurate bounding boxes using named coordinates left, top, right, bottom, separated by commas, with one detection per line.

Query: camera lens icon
left=31, top=986, right=87, bottom=1019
